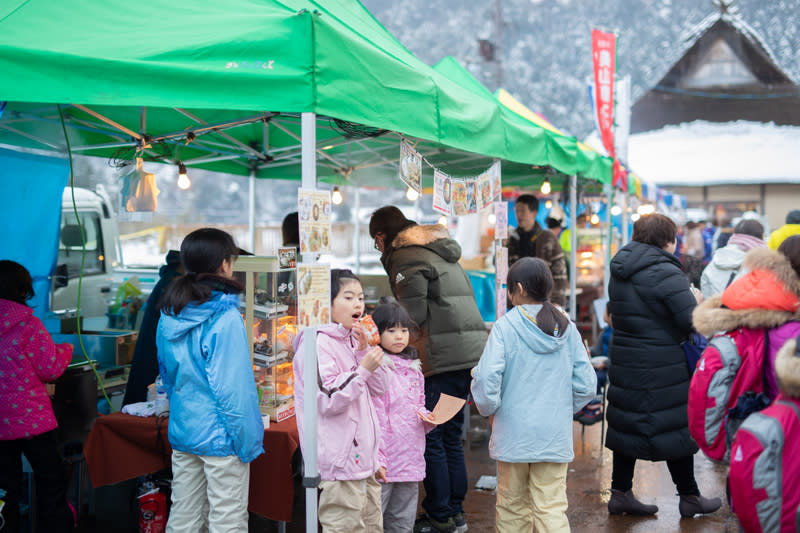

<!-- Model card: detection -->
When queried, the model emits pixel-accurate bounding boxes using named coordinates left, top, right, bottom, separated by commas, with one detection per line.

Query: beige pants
left=166, top=450, right=250, bottom=533
left=319, top=476, right=383, bottom=533
left=495, top=461, right=570, bottom=533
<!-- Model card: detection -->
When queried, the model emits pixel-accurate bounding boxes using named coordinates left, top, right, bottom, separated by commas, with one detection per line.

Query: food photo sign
left=298, top=189, right=332, bottom=255
left=297, top=264, right=331, bottom=328
left=433, top=169, right=452, bottom=215
left=399, top=140, right=422, bottom=193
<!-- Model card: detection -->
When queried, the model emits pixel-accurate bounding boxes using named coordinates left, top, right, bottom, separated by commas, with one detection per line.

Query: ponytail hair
left=507, top=257, right=568, bottom=337
left=160, top=228, right=239, bottom=315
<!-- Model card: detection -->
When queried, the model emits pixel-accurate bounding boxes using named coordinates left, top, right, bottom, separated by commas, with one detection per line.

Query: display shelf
left=234, top=256, right=297, bottom=421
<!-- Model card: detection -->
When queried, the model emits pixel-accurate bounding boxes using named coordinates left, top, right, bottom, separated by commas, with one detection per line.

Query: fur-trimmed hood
left=389, top=223, right=461, bottom=264
left=775, top=336, right=800, bottom=398
left=693, top=248, right=800, bottom=336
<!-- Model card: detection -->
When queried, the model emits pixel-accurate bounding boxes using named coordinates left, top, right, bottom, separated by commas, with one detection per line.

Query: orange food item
left=360, top=315, right=381, bottom=346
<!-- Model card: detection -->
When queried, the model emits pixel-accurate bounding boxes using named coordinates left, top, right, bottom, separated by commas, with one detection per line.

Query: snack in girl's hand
left=360, top=314, right=381, bottom=346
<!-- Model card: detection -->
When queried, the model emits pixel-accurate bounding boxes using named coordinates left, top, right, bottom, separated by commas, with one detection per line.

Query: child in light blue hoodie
left=157, top=228, right=264, bottom=533
left=471, top=257, right=596, bottom=533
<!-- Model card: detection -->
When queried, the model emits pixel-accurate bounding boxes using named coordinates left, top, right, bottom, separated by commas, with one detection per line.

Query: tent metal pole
left=355, top=187, right=361, bottom=274
left=301, top=112, right=319, bottom=533
left=604, top=184, right=612, bottom=299
left=249, top=169, right=256, bottom=253
left=621, top=192, right=629, bottom=245
left=569, top=174, right=577, bottom=321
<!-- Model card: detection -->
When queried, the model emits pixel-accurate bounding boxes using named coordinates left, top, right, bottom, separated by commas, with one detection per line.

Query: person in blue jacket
left=156, top=228, right=264, bottom=533
left=471, top=257, right=596, bottom=533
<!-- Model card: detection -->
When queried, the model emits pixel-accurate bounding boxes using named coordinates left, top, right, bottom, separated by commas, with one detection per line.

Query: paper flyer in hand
left=451, top=180, right=468, bottom=216
left=489, top=160, right=502, bottom=199
left=298, top=189, right=332, bottom=254
left=419, top=393, right=466, bottom=425
left=399, top=140, right=422, bottom=193
left=432, top=169, right=452, bottom=215
left=476, top=172, right=493, bottom=211
left=466, top=179, right=478, bottom=214
left=494, top=202, right=508, bottom=240
left=297, top=264, right=331, bottom=328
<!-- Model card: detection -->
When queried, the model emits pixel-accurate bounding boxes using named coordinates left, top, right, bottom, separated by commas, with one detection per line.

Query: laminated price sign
left=298, top=189, right=332, bottom=254
left=296, top=264, right=331, bottom=328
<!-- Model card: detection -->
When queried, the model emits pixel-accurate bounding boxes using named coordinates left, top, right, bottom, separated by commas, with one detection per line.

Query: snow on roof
left=628, top=120, right=800, bottom=186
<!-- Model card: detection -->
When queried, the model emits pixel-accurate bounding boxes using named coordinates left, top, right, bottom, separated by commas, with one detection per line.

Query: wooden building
left=627, top=1, right=800, bottom=232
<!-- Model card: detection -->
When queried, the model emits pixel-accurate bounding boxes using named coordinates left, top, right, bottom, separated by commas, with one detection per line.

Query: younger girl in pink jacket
left=293, top=269, right=391, bottom=532
left=370, top=302, right=434, bottom=533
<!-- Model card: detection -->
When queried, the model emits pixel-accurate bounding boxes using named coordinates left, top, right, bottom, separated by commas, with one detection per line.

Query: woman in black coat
left=606, top=214, right=721, bottom=518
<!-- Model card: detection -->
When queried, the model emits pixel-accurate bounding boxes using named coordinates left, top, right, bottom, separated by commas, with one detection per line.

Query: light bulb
left=406, top=187, right=419, bottom=202
left=631, top=213, right=641, bottom=222
left=177, top=163, right=191, bottom=190
left=540, top=178, right=551, bottom=195
left=545, top=200, right=553, bottom=209
left=638, top=204, right=656, bottom=215
left=437, top=215, right=447, bottom=226
left=332, top=187, right=343, bottom=205
left=611, top=205, right=622, bottom=216
left=590, top=213, right=600, bottom=225
left=488, top=213, right=497, bottom=224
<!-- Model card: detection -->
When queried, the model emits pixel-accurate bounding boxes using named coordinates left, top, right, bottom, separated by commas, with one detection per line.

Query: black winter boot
left=678, top=494, right=722, bottom=517
left=608, top=489, right=659, bottom=515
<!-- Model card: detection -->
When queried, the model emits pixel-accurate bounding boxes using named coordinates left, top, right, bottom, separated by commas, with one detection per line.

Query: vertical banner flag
left=592, top=29, right=625, bottom=190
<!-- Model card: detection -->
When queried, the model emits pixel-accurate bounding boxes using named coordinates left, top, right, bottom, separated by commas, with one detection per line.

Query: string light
left=488, top=213, right=497, bottom=224
left=406, top=187, right=419, bottom=202
left=545, top=200, right=553, bottom=209
left=437, top=215, right=447, bottom=226
left=177, top=162, right=191, bottom=190
left=590, top=213, right=600, bottom=225
left=611, top=205, right=622, bottom=216
left=540, top=178, right=551, bottom=195
left=332, top=186, right=343, bottom=205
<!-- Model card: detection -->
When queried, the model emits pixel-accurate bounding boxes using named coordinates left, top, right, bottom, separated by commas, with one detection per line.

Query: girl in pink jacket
left=0, top=260, right=74, bottom=532
left=370, top=302, right=434, bottom=533
left=293, top=269, right=391, bottom=532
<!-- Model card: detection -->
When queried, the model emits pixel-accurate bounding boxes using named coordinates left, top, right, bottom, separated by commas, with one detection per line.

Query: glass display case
left=575, top=227, right=605, bottom=287
left=234, top=256, right=297, bottom=422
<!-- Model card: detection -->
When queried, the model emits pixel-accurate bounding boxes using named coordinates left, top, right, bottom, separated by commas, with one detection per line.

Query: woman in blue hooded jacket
left=471, top=257, right=596, bottom=533
left=156, top=228, right=264, bottom=533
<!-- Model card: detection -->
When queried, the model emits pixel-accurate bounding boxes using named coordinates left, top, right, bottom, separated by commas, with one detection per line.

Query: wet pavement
left=74, top=404, right=739, bottom=532
left=460, top=407, right=739, bottom=532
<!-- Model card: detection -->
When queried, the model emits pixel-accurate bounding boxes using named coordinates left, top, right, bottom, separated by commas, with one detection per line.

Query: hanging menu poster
left=451, top=180, right=468, bottom=216
left=466, top=179, right=478, bottom=214
left=297, top=264, right=331, bottom=328
left=476, top=171, right=493, bottom=211
left=489, top=160, right=502, bottom=200
left=298, top=189, right=332, bottom=254
left=432, top=169, right=452, bottom=215
left=494, top=202, right=508, bottom=240
left=495, top=245, right=508, bottom=319
left=399, top=140, right=422, bottom=193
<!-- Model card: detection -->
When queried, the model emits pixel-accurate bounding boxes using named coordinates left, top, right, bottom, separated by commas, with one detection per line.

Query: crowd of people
left=3, top=202, right=799, bottom=533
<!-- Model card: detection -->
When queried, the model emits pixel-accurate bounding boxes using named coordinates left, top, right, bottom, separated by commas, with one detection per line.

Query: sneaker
left=453, top=512, right=468, bottom=533
left=413, top=514, right=456, bottom=533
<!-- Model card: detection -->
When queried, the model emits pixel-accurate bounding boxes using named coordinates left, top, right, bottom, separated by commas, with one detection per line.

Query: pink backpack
left=688, top=327, right=768, bottom=462
left=728, top=398, right=800, bottom=533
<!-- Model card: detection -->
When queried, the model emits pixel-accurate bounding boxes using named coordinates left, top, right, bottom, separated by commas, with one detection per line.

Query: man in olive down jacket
left=370, top=206, right=487, bottom=533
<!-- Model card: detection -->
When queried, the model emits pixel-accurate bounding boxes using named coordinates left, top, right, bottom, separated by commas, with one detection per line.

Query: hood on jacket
left=0, top=298, right=31, bottom=336
left=710, top=245, right=746, bottom=271
left=159, top=292, right=240, bottom=341
left=389, top=224, right=461, bottom=264
left=775, top=336, right=800, bottom=398
left=292, top=322, right=354, bottom=353
left=506, top=304, right=569, bottom=354
left=693, top=248, right=800, bottom=336
left=610, top=240, right=681, bottom=281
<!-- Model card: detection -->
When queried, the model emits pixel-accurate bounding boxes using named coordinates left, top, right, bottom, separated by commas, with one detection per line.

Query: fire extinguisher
left=138, top=490, right=166, bottom=533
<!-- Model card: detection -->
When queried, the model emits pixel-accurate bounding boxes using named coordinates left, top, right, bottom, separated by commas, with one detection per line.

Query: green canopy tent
left=0, top=2, right=608, bottom=525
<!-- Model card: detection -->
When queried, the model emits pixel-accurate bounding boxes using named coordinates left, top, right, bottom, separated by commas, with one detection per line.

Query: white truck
left=54, top=186, right=159, bottom=317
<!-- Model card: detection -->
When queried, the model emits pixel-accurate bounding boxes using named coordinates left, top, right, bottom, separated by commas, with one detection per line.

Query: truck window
left=58, top=211, right=105, bottom=278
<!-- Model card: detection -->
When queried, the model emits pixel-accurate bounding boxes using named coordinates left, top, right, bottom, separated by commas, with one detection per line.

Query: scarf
left=729, top=233, right=765, bottom=253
